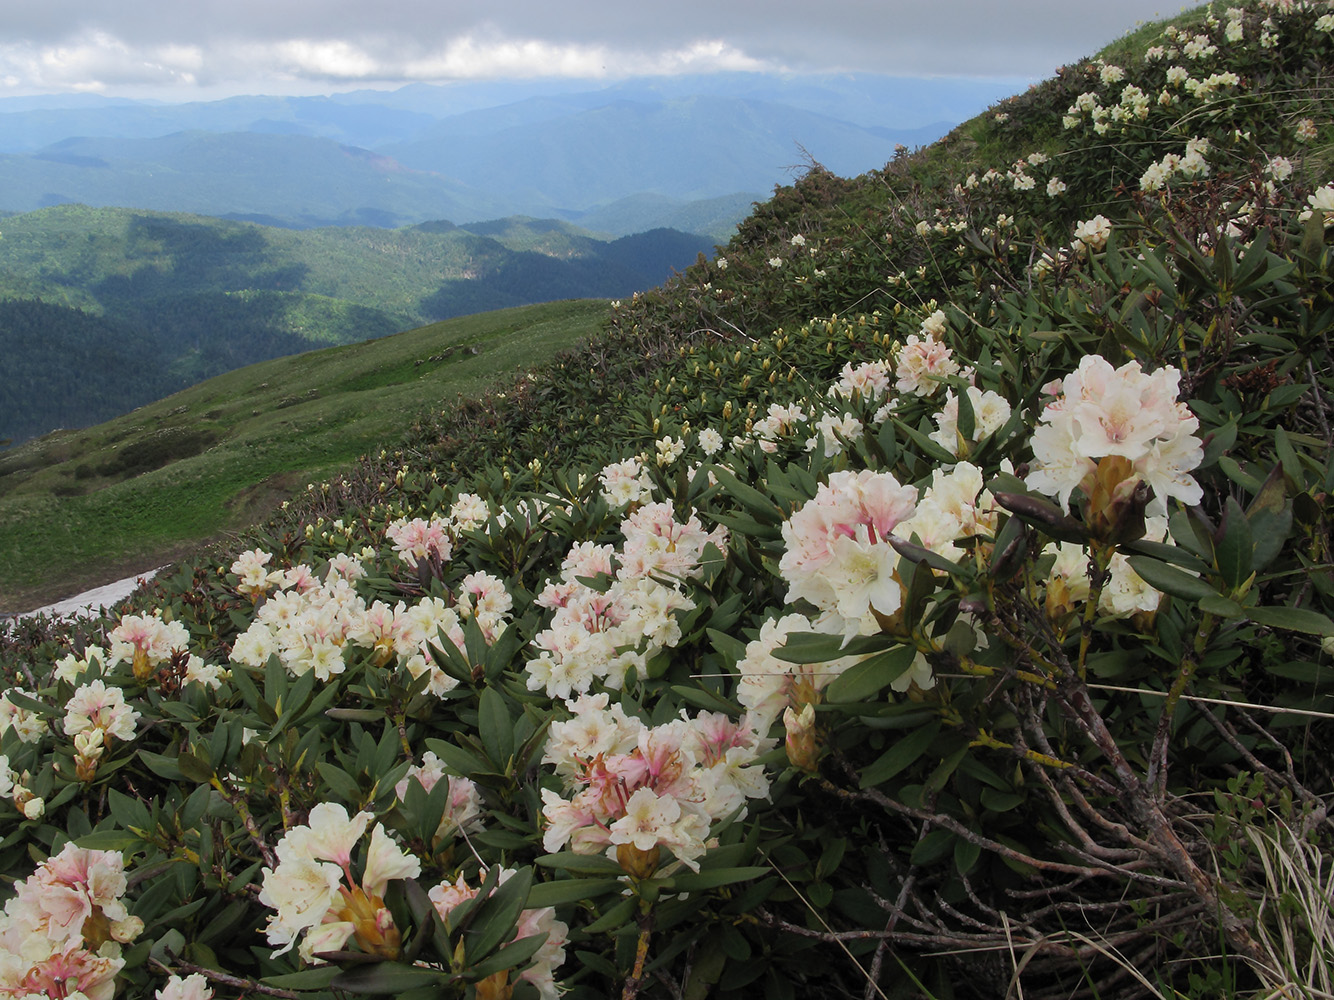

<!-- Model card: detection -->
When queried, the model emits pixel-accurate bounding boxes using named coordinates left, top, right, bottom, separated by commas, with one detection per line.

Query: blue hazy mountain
left=0, top=73, right=1018, bottom=233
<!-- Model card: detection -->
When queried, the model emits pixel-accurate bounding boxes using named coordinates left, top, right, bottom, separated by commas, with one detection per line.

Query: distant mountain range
left=0, top=73, right=1019, bottom=234
left=0, top=205, right=713, bottom=445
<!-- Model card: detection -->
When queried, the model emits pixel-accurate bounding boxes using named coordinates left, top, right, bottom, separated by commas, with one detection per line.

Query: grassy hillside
left=0, top=299, right=606, bottom=611
left=0, top=207, right=713, bottom=444
left=3, top=4, right=1334, bottom=1000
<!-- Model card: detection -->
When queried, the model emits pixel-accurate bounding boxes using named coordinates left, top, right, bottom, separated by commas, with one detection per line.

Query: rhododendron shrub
left=3, top=4, right=1334, bottom=998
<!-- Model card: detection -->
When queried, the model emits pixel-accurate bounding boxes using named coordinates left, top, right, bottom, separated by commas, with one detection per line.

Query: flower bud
left=616, top=843, right=662, bottom=880
left=783, top=704, right=821, bottom=774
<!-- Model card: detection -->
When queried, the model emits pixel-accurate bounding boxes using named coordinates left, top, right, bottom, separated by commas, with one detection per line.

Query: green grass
left=0, top=298, right=607, bottom=611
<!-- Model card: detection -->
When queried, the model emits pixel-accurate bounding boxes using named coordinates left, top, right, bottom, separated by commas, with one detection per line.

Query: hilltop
left=3, top=4, right=1334, bottom=1000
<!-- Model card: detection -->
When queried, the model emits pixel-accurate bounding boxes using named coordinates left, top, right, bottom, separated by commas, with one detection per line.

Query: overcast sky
left=0, top=1, right=1176, bottom=101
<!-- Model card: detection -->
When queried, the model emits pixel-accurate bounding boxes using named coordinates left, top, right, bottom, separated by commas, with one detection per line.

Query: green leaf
left=773, top=631, right=890, bottom=664
left=1214, top=497, right=1253, bottom=591
left=534, top=852, right=625, bottom=875
left=330, top=964, right=448, bottom=994
left=1198, top=418, right=1238, bottom=470
left=1125, top=555, right=1218, bottom=603
left=1247, top=606, right=1334, bottom=637
left=1199, top=594, right=1244, bottom=618
left=316, top=762, right=363, bottom=806
left=954, top=836, right=982, bottom=875
left=858, top=721, right=941, bottom=788
left=667, top=866, right=769, bottom=892
left=75, top=830, right=142, bottom=851
left=423, top=739, right=488, bottom=779
left=583, top=896, right=638, bottom=934
left=176, top=751, right=214, bottom=784
left=263, top=967, right=343, bottom=990
left=707, top=628, right=749, bottom=666
left=708, top=465, right=786, bottom=525
left=670, top=685, right=739, bottom=714
left=825, top=645, right=916, bottom=704
left=467, top=931, right=550, bottom=981
left=466, top=867, right=533, bottom=963
left=3, top=690, right=56, bottom=718
left=980, top=788, right=1024, bottom=812
left=909, top=829, right=955, bottom=866
left=478, top=687, right=515, bottom=769
left=924, top=744, right=967, bottom=796
left=525, top=878, right=624, bottom=908
left=892, top=418, right=958, bottom=464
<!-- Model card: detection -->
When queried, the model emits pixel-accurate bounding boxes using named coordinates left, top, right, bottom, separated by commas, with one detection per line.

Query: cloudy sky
left=0, top=0, right=1175, bottom=101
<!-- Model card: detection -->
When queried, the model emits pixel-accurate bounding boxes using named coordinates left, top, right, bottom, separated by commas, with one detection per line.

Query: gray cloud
left=0, top=1, right=1175, bottom=98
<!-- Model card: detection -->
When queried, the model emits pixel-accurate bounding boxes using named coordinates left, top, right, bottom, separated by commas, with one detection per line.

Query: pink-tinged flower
left=385, top=515, right=453, bottom=569
left=779, top=470, right=919, bottom=637
left=6, top=844, right=134, bottom=954
left=62, top=680, right=140, bottom=743
left=16, top=945, right=124, bottom=1000
left=107, top=612, right=190, bottom=679
left=894, top=335, right=959, bottom=397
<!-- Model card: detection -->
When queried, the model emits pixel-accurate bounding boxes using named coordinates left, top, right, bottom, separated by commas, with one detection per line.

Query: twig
left=149, top=957, right=300, bottom=998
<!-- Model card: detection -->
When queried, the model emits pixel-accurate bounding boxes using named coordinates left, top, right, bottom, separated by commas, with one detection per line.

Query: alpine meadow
left=6, top=2, right=1334, bottom=999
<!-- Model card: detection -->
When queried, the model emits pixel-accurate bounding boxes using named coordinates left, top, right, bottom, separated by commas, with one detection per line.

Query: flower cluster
left=106, top=612, right=190, bottom=681
left=1141, top=137, right=1212, bottom=192
left=258, top=803, right=420, bottom=962
left=230, top=559, right=511, bottom=690
left=0, top=845, right=143, bottom=1000
left=527, top=503, right=723, bottom=698
left=779, top=469, right=919, bottom=638
left=1025, top=356, right=1204, bottom=516
left=385, top=514, right=454, bottom=570
left=540, top=694, right=770, bottom=875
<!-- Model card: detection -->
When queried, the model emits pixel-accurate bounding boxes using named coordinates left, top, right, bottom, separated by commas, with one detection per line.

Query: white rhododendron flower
left=1300, top=184, right=1334, bottom=226
left=63, top=680, right=140, bottom=743
left=1025, top=355, right=1204, bottom=515
left=1072, top=215, right=1112, bottom=252
left=540, top=703, right=769, bottom=873
left=779, top=469, right=919, bottom=638
left=0, top=690, right=47, bottom=744
left=930, top=387, right=1012, bottom=455
left=805, top=410, right=864, bottom=457
left=598, top=455, right=655, bottom=507
left=157, top=973, right=214, bottom=1000
left=258, top=804, right=420, bottom=961
left=895, top=335, right=960, bottom=397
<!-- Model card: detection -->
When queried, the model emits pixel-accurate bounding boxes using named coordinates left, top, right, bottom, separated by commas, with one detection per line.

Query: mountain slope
left=0, top=206, right=715, bottom=443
